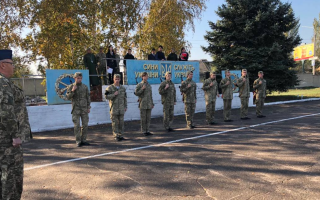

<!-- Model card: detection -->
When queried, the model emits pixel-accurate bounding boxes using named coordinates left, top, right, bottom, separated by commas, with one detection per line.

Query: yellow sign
left=294, top=43, right=314, bottom=61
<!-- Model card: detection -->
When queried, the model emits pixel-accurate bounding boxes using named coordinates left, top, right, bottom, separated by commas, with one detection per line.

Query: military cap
left=74, top=72, right=83, bottom=78
left=159, top=45, right=163, bottom=49
left=225, top=69, right=230, bottom=72
left=86, top=47, right=91, bottom=51
left=210, top=71, right=216, bottom=75
left=0, top=50, right=12, bottom=61
left=152, top=48, right=155, bottom=51
left=165, top=72, right=172, bottom=76
left=99, top=46, right=104, bottom=49
left=258, top=71, right=263, bottom=74
left=187, top=71, right=193, bottom=76
left=141, top=72, right=148, bottom=77
left=114, top=74, right=121, bottom=78
left=242, top=69, right=247, bottom=72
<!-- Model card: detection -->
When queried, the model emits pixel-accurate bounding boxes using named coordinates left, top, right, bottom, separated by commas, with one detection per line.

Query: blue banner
left=46, top=69, right=90, bottom=105
left=126, top=60, right=200, bottom=85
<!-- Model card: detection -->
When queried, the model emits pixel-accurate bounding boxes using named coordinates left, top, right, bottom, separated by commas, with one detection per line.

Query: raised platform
left=27, top=83, right=253, bottom=132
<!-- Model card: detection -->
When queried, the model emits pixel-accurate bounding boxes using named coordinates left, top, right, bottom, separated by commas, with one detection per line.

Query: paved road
left=22, top=101, right=320, bottom=200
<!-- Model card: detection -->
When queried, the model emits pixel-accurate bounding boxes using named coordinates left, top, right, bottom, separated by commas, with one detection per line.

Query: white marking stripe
left=25, top=113, right=320, bottom=171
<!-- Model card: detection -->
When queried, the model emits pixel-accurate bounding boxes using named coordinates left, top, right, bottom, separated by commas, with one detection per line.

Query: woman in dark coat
left=106, top=45, right=116, bottom=84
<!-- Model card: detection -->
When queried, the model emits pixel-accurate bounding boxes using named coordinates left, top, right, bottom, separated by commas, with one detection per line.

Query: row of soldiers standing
left=66, top=68, right=267, bottom=145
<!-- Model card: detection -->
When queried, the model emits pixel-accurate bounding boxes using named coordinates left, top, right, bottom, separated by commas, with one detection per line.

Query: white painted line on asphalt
left=24, top=113, right=320, bottom=171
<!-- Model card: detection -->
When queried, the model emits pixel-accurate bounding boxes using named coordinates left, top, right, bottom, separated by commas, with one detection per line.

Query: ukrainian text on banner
left=126, top=60, right=200, bottom=85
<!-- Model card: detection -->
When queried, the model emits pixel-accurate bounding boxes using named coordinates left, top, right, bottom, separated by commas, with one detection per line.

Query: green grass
left=265, top=87, right=320, bottom=103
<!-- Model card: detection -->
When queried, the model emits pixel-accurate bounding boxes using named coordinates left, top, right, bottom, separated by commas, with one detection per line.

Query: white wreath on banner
left=55, top=74, right=74, bottom=100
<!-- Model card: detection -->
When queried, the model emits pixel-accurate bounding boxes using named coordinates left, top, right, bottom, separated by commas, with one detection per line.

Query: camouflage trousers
left=97, top=66, right=108, bottom=85
left=163, top=104, right=174, bottom=129
left=140, top=109, right=152, bottom=133
left=110, top=114, right=124, bottom=138
left=0, top=146, right=23, bottom=200
left=240, top=97, right=249, bottom=118
left=255, top=98, right=265, bottom=116
left=223, top=99, right=232, bottom=120
left=184, top=103, right=196, bottom=127
left=205, top=100, right=216, bottom=123
left=72, top=110, right=89, bottom=144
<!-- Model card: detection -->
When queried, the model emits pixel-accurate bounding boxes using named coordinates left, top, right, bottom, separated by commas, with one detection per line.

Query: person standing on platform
left=96, top=46, right=108, bottom=85
left=179, top=47, right=189, bottom=61
left=66, top=72, right=91, bottom=147
left=105, top=74, right=127, bottom=141
left=167, top=48, right=178, bottom=61
left=237, top=69, right=250, bottom=120
left=253, top=71, right=267, bottom=118
left=123, top=48, right=135, bottom=67
left=114, top=48, right=121, bottom=74
left=180, top=71, right=197, bottom=129
left=106, top=45, right=116, bottom=84
left=0, top=49, right=29, bottom=200
left=155, top=45, right=166, bottom=61
left=84, top=48, right=100, bottom=87
left=135, top=72, right=154, bottom=136
left=220, top=69, right=233, bottom=122
left=158, top=72, right=176, bottom=132
left=148, top=48, right=156, bottom=60
left=202, top=72, right=219, bottom=125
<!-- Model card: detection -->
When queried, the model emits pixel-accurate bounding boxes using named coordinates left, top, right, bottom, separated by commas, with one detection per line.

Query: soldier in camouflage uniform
left=253, top=71, right=267, bottom=118
left=96, top=46, right=108, bottom=85
left=66, top=72, right=91, bottom=147
left=105, top=74, right=127, bottom=141
left=180, top=71, right=197, bottom=129
left=158, top=72, right=176, bottom=132
left=0, top=49, right=27, bottom=200
left=237, top=69, right=251, bottom=120
left=135, top=72, right=154, bottom=136
left=202, top=72, right=220, bottom=125
left=220, top=69, right=233, bottom=122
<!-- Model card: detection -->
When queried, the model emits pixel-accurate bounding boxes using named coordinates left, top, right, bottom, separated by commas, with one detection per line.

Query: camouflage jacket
left=180, top=78, right=197, bottom=103
left=220, top=77, right=233, bottom=100
left=135, top=81, right=154, bottom=109
left=0, top=73, right=20, bottom=145
left=158, top=80, right=176, bottom=106
left=66, top=83, right=91, bottom=114
left=13, top=85, right=31, bottom=142
left=105, top=84, right=127, bottom=115
left=237, top=76, right=250, bottom=98
left=96, top=52, right=107, bottom=69
left=253, top=78, right=267, bottom=99
left=202, top=78, right=218, bottom=102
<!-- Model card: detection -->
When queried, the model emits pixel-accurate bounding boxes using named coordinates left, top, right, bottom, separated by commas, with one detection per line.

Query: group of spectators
left=148, top=46, right=189, bottom=61
left=83, top=45, right=189, bottom=86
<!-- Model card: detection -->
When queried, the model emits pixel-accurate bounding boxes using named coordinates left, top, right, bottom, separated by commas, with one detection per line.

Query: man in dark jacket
left=124, top=49, right=135, bottom=66
left=155, top=45, right=166, bottom=61
left=167, top=48, right=178, bottom=61
left=148, top=48, right=156, bottom=60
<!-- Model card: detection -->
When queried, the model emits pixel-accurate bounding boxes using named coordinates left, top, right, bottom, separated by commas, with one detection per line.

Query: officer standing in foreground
left=105, top=74, right=127, bottom=141
left=0, top=49, right=25, bottom=199
left=135, top=72, right=154, bottom=136
left=66, top=72, right=91, bottom=147
left=202, top=72, right=220, bottom=125
left=253, top=71, right=267, bottom=118
left=180, top=71, right=197, bottom=129
left=220, top=69, right=233, bottom=122
left=158, top=72, right=176, bottom=132
left=237, top=69, right=250, bottom=120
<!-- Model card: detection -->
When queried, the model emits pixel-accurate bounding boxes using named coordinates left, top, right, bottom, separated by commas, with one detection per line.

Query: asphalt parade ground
left=22, top=101, right=320, bottom=200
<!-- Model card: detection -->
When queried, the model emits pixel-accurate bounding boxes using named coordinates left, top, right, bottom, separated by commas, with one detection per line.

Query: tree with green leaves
left=136, top=0, right=207, bottom=59
left=313, top=14, right=320, bottom=60
left=202, top=0, right=301, bottom=93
